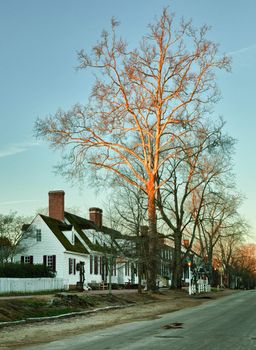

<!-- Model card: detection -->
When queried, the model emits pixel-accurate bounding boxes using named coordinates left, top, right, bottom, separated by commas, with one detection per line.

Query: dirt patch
left=0, top=289, right=237, bottom=350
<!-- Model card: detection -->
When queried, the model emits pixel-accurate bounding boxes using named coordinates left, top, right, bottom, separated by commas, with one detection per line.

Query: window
left=47, top=256, right=54, bottom=270
left=21, top=256, right=33, bottom=264
left=36, top=229, right=42, bottom=242
left=25, top=256, right=31, bottom=264
left=111, top=259, right=116, bottom=276
left=43, top=255, right=56, bottom=272
left=125, top=261, right=130, bottom=276
left=69, top=258, right=76, bottom=275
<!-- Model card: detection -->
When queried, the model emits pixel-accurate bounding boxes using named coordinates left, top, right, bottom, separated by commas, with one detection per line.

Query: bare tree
left=0, top=236, right=13, bottom=264
left=104, top=182, right=148, bottom=292
left=230, top=243, right=256, bottom=289
left=0, top=212, right=31, bottom=262
left=99, top=203, right=139, bottom=293
left=157, top=121, right=234, bottom=288
left=35, top=9, right=230, bottom=291
left=216, top=220, right=248, bottom=287
left=198, top=190, right=243, bottom=284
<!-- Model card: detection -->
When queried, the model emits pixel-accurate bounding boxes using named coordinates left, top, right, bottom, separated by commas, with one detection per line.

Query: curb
left=0, top=304, right=135, bottom=329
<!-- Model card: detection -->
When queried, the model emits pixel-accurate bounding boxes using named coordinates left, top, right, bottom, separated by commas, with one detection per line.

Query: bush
left=0, top=263, right=55, bottom=278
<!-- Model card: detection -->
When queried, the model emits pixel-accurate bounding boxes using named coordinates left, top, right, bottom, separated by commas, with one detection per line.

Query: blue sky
left=0, top=0, right=256, bottom=241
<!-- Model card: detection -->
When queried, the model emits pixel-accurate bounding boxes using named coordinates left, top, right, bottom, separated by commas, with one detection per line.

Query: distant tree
left=0, top=236, right=12, bottom=264
left=0, top=212, right=31, bottom=262
left=35, top=9, right=230, bottom=291
left=101, top=201, right=141, bottom=293
left=198, top=191, right=243, bottom=284
left=216, top=221, right=248, bottom=287
left=157, top=121, right=234, bottom=288
left=104, top=183, right=148, bottom=292
left=108, top=184, right=147, bottom=237
left=232, top=243, right=256, bottom=289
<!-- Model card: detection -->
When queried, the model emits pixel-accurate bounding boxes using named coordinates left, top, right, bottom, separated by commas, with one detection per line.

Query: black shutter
left=100, top=257, right=102, bottom=275
left=29, top=256, right=33, bottom=264
left=74, top=259, right=76, bottom=275
left=69, top=258, right=72, bottom=274
left=21, top=256, right=24, bottom=264
left=90, top=255, right=93, bottom=274
left=43, top=255, right=46, bottom=266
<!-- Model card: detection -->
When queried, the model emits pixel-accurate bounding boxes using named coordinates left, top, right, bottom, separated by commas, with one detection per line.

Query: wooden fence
left=0, top=278, right=69, bottom=293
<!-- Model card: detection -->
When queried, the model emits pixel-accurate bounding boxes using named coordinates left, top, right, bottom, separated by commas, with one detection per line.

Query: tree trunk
left=172, top=231, right=182, bottom=289
left=146, top=184, right=158, bottom=292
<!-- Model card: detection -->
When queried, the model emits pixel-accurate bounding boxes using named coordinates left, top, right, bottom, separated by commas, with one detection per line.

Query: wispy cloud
left=0, top=141, right=40, bottom=158
left=228, top=43, right=256, bottom=56
left=0, top=199, right=39, bottom=206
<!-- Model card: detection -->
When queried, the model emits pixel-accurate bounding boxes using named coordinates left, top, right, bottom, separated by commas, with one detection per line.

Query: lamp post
left=188, top=261, right=192, bottom=295
left=219, top=266, right=224, bottom=288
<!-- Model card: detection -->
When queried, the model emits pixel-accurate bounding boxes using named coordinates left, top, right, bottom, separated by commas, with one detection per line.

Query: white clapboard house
left=14, top=191, right=138, bottom=289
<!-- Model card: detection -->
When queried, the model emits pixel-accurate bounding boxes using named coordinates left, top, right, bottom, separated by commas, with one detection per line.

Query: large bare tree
left=35, top=9, right=230, bottom=291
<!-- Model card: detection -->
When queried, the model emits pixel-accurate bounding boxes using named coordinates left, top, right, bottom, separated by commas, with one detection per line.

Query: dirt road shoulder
left=0, top=289, right=239, bottom=350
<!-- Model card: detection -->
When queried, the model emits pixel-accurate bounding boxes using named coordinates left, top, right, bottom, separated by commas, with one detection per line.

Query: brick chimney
left=48, top=190, right=65, bottom=221
left=89, top=207, right=103, bottom=228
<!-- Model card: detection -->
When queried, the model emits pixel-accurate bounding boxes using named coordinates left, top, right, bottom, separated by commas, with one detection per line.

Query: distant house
left=14, top=191, right=138, bottom=289
left=14, top=190, right=204, bottom=291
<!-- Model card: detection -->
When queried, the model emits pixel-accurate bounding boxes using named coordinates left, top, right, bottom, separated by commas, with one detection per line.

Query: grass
left=0, top=289, right=222, bottom=324
left=0, top=298, right=81, bottom=322
left=0, top=291, right=162, bottom=323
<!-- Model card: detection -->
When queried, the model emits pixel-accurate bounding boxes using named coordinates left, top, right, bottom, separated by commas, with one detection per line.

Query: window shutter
left=69, top=258, right=71, bottom=274
left=106, top=258, right=108, bottom=276
left=74, top=259, right=76, bottom=275
left=100, top=257, right=102, bottom=275
left=29, top=256, right=33, bottom=264
left=43, top=255, right=46, bottom=266
left=21, top=256, right=24, bottom=264
left=52, top=255, right=56, bottom=272
left=90, top=255, right=93, bottom=274
left=94, top=256, right=98, bottom=275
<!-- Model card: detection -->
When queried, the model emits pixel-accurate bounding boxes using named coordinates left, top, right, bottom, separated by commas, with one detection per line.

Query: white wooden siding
left=14, top=215, right=65, bottom=278
left=13, top=214, right=138, bottom=287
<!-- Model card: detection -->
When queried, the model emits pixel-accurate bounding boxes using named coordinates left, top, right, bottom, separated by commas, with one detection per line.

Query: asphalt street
left=21, top=290, right=256, bottom=350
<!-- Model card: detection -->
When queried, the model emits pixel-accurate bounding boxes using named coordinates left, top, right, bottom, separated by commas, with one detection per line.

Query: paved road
left=21, top=290, right=256, bottom=350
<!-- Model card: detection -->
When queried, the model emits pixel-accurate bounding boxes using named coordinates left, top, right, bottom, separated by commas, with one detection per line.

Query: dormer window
left=62, top=229, right=75, bottom=244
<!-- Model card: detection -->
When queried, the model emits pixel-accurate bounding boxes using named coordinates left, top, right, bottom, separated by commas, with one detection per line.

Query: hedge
left=0, top=263, right=55, bottom=278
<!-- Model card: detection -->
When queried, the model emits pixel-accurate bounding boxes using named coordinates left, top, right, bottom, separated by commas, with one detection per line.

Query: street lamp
left=219, top=266, right=224, bottom=288
left=188, top=261, right=192, bottom=295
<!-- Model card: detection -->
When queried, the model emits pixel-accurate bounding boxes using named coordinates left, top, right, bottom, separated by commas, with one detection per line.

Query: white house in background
left=14, top=190, right=138, bottom=289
